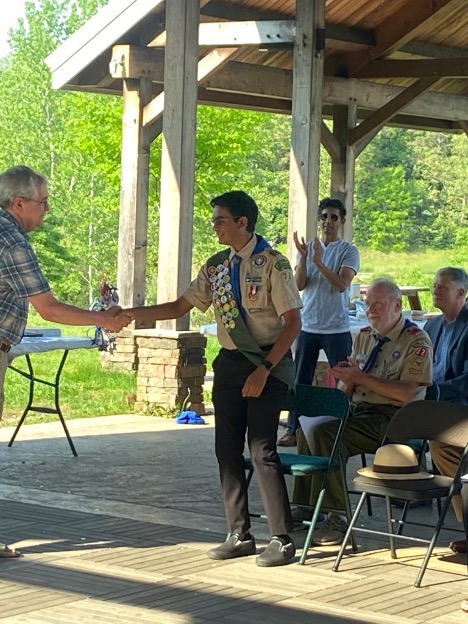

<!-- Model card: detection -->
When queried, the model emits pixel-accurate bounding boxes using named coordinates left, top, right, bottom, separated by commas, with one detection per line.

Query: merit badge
left=223, top=303, right=230, bottom=312
left=231, top=308, right=239, bottom=318
left=225, top=283, right=232, bottom=292
left=208, top=265, right=216, bottom=275
left=216, top=264, right=224, bottom=272
left=253, top=254, right=266, bottom=267
left=229, top=319, right=235, bottom=329
left=223, top=259, right=229, bottom=267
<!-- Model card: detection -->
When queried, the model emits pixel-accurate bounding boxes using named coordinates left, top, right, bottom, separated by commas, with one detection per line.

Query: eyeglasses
left=19, top=196, right=49, bottom=208
left=211, top=216, right=240, bottom=226
left=319, top=213, right=339, bottom=222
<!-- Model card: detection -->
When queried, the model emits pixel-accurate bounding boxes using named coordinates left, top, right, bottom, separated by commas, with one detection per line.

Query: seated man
left=425, top=267, right=468, bottom=552
left=292, top=278, right=433, bottom=545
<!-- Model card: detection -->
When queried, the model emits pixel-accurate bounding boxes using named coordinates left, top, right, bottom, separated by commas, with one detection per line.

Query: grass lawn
left=1, top=314, right=136, bottom=427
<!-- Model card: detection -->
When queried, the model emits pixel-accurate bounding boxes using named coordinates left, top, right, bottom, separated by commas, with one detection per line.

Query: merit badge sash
left=206, top=238, right=295, bottom=390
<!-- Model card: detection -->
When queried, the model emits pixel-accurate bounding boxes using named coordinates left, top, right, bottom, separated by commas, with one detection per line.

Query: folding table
left=7, top=334, right=96, bottom=457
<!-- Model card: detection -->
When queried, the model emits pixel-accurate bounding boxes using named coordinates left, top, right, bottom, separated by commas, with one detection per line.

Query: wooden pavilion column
left=117, top=77, right=152, bottom=312
left=287, top=0, right=325, bottom=259
left=156, top=0, right=199, bottom=330
left=330, top=104, right=357, bottom=243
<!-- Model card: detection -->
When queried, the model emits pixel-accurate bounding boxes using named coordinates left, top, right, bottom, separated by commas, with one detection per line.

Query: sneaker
left=311, top=514, right=348, bottom=546
left=256, top=538, right=296, bottom=567
left=207, top=534, right=256, bottom=560
left=291, top=506, right=325, bottom=524
left=277, top=431, right=296, bottom=446
left=291, top=506, right=313, bottom=522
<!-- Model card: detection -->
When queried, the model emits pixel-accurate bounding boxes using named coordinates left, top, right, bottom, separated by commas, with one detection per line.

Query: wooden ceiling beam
left=198, top=87, right=291, bottom=113
left=349, top=77, right=440, bottom=150
left=143, top=46, right=237, bottom=128
left=109, top=45, right=164, bottom=80
left=347, top=0, right=467, bottom=74
left=352, top=58, right=468, bottom=79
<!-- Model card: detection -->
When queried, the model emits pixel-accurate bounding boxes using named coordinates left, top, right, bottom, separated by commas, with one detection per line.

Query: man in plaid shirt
left=0, top=165, right=130, bottom=558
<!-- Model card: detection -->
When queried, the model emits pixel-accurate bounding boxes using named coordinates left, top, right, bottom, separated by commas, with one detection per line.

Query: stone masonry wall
left=100, top=328, right=138, bottom=371
left=133, top=329, right=207, bottom=414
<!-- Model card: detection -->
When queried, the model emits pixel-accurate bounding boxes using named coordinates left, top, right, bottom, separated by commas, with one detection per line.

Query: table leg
left=406, top=294, right=422, bottom=310
left=7, top=350, right=78, bottom=456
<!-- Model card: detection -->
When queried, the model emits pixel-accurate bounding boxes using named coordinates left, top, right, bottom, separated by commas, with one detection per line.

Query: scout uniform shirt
left=183, top=234, right=302, bottom=350
left=352, top=316, right=433, bottom=406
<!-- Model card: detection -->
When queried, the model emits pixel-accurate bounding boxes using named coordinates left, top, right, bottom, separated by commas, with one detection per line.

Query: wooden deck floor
left=1, top=500, right=467, bottom=623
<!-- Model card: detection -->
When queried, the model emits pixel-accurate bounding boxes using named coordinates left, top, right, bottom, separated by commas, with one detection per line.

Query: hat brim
left=357, top=467, right=434, bottom=480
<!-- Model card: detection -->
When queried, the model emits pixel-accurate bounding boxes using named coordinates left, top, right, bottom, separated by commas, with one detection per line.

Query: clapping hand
left=332, top=357, right=362, bottom=384
left=311, top=237, right=323, bottom=265
left=293, top=231, right=307, bottom=258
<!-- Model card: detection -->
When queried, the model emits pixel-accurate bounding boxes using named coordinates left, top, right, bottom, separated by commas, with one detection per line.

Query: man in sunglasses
left=278, top=198, right=360, bottom=449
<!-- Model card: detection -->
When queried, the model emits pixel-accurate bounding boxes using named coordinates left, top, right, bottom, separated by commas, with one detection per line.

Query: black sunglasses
left=319, top=213, right=340, bottom=222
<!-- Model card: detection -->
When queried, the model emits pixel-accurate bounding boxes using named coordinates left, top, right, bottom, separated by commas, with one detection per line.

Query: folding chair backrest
left=283, top=384, right=349, bottom=420
left=386, top=400, right=468, bottom=447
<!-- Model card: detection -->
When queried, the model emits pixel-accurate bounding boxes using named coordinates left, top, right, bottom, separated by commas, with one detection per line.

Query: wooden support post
left=330, top=104, right=357, bottom=243
left=117, top=77, right=152, bottom=311
left=157, top=0, right=199, bottom=330
left=288, top=0, right=325, bottom=260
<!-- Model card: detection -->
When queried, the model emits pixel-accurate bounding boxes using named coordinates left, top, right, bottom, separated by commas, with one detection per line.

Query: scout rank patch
left=208, top=259, right=239, bottom=333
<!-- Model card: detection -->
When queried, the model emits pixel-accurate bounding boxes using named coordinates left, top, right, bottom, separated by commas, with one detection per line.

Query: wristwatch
left=260, top=359, right=274, bottom=372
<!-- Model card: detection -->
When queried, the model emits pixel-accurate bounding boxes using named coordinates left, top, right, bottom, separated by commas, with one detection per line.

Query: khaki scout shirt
left=183, top=234, right=302, bottom=350
left=352, top=316, right=433, bottom=406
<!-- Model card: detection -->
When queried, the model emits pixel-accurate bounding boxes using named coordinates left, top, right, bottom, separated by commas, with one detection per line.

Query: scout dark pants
left=212, top=348, right=293, bottom=536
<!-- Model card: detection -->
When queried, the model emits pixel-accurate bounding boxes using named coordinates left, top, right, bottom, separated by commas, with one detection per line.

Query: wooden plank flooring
left=1, top=500, right=467, bottom=623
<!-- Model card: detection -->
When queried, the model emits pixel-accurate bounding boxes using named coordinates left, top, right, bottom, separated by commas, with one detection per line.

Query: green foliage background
left=0, top=0, right=467, bottom=315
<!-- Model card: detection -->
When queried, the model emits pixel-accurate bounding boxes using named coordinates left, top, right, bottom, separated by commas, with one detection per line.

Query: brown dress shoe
left=449, top=539, right=467, bottom=554
left=277, top=431, right=296, bottom=446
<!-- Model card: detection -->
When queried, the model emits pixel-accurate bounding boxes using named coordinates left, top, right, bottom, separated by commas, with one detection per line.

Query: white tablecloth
left=10, top=336, right=95, bottom=359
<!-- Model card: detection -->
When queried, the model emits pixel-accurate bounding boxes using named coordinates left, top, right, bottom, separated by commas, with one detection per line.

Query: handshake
left=97, top=306, right=135, bottom=334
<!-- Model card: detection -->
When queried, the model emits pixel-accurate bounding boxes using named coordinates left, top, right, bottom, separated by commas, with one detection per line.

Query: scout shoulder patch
left=274, top=258, right=292, bottom=272
left=405, top=326, right=422, bottom=335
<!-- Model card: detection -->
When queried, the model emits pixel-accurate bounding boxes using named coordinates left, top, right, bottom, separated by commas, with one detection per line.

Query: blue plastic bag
left=176, top=410, right=205, bottom=425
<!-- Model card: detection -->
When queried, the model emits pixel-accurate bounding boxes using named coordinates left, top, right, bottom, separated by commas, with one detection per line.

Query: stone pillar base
left=100, top=329, right=138, bottom=371
left=133, top=329, right=207, bottom=414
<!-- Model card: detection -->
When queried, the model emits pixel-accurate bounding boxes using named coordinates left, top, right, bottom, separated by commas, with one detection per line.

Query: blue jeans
left=287, top=330, right=352, bottom=432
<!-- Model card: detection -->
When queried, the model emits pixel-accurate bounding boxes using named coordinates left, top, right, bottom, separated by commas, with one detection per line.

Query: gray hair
left=436, top=267, right=468, bottom=293
left=368, top=278, right=402, bottom=300
left=0, top=165, right=47, bottom=209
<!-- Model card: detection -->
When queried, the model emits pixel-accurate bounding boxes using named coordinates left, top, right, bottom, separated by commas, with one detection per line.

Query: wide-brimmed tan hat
left=357, top=444, right=434, bottom=480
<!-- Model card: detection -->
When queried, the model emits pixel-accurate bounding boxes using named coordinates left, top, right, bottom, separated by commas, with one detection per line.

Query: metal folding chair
left=245, top=383, right=352, bottom=564
left=333, top=400, right=468, bottom=587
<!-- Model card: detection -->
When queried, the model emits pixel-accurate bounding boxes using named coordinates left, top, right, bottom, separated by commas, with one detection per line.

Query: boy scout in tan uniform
left=292, top=278, right=433, bottom=546
left=124, top=191, right=302, bottom=567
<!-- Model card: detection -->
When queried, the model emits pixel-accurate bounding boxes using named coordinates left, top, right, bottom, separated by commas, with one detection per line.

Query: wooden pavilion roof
left=46, top=0, right=468, bottom=133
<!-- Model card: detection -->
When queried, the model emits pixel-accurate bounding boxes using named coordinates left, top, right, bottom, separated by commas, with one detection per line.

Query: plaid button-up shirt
left=0, top=210, right=50, bottom=345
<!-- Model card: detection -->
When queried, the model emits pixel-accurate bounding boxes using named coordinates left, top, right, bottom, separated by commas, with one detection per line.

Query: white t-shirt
left=299, top=239, right=360, bottom=334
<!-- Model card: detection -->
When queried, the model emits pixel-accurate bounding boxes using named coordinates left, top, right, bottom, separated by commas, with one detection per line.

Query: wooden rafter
left=142, top=47, right=238, bottom=128
left=349, top=77, right=440, bottom=152
left=347, top=0, right=467, bottom=74
left=352, top=58, right=468, bottom=79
